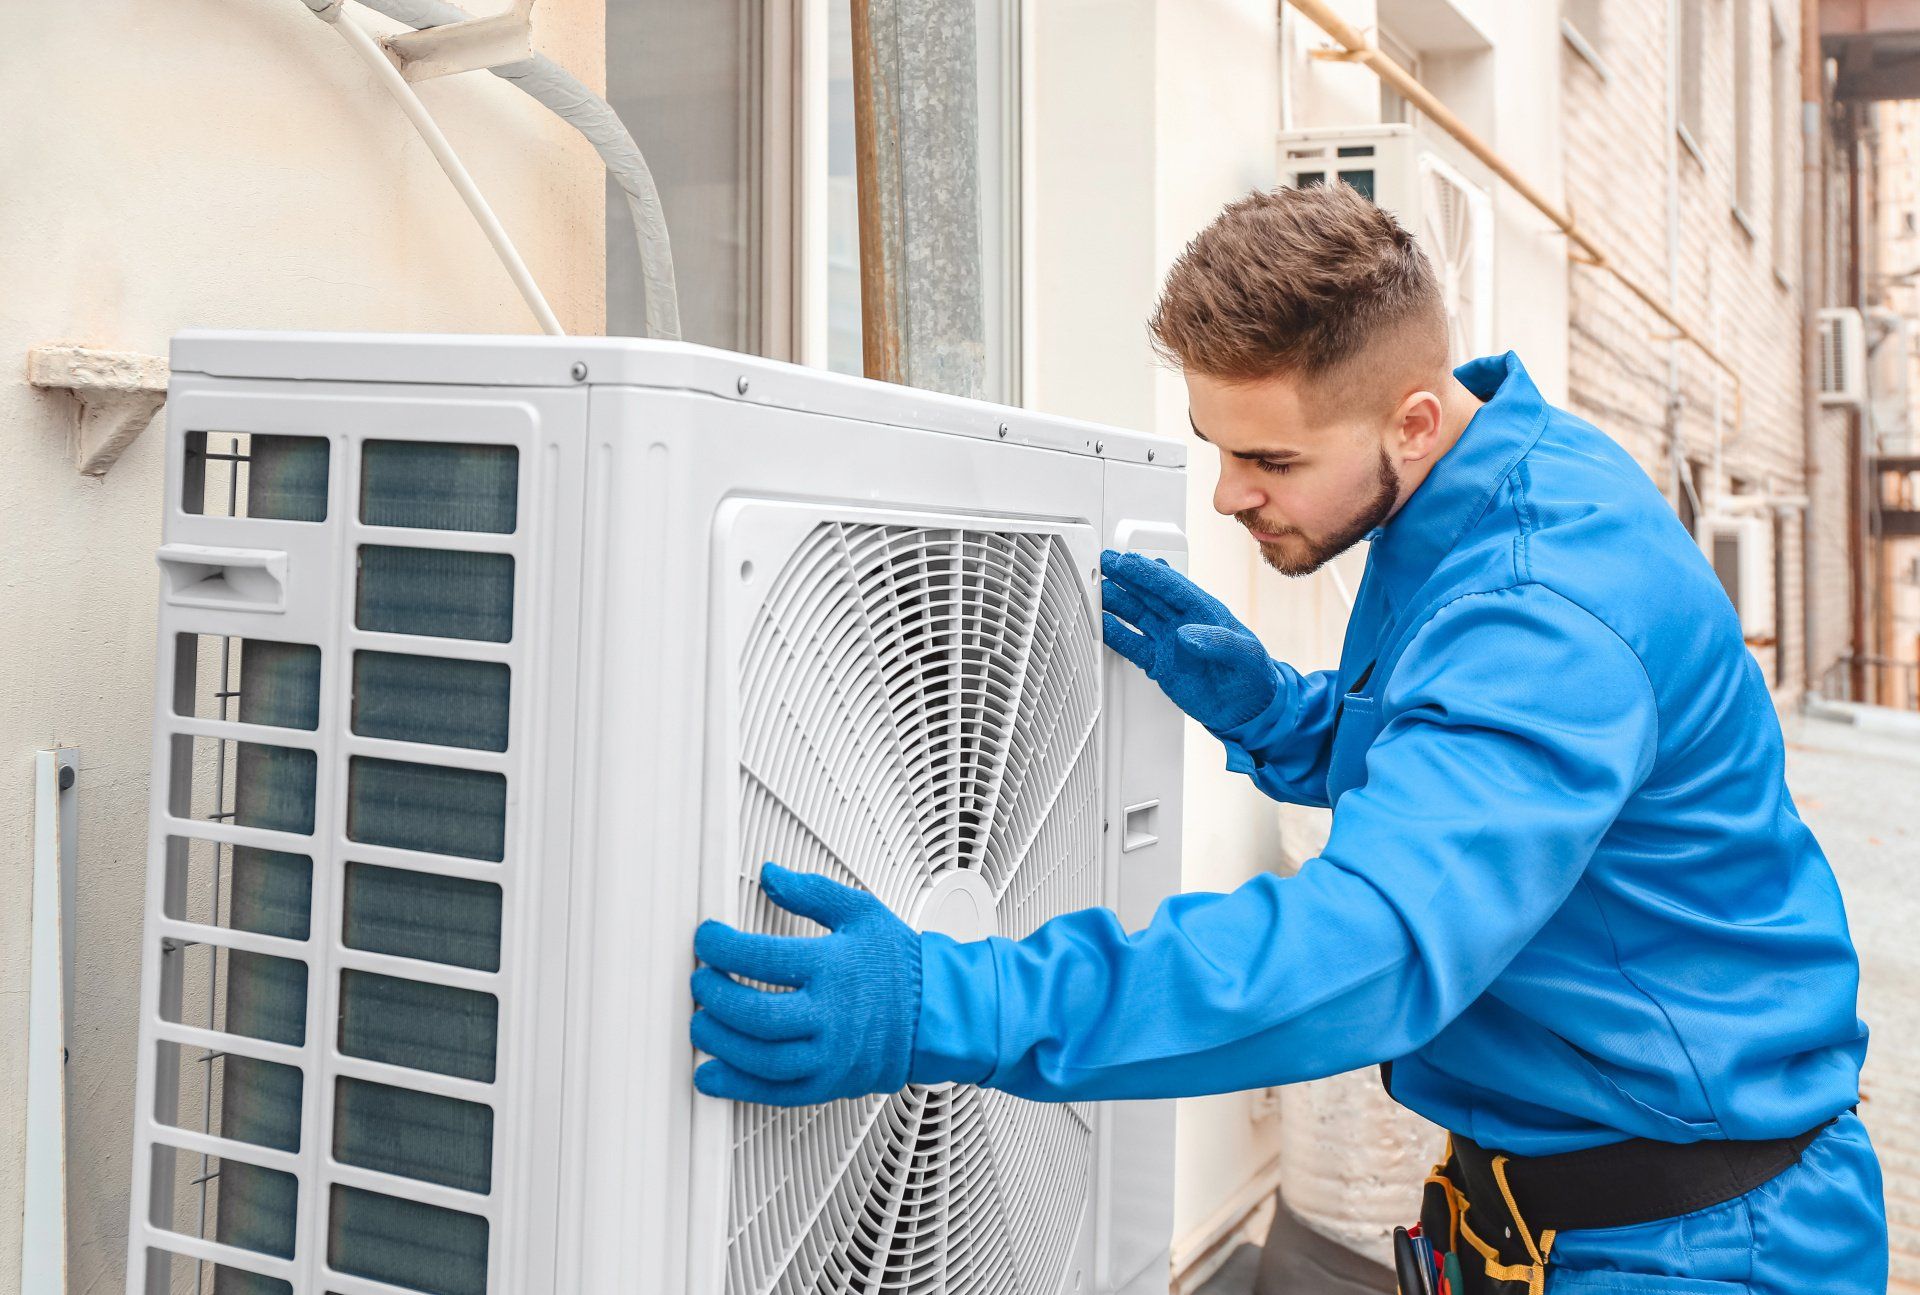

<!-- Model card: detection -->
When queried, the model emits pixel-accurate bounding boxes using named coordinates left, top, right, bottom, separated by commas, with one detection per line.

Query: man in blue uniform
left=689, top=184, right=1886, bottom=1292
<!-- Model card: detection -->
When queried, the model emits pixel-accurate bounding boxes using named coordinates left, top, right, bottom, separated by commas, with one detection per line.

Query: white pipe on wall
left=354, top=0, right=682, bottom=340
left=318, top=4, right=567, bottom=335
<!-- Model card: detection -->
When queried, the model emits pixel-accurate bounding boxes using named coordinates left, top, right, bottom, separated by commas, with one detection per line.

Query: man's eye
left=1256, top=459, right=1294, bottom=475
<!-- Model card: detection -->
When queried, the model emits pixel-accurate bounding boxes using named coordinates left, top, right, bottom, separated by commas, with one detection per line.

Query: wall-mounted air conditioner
left=1277, top=123, right=1495, bottom=362
left=1818, top=307, right=1867, bottom=407
left=1866, top=307, right=1916, bottom=452
left=125, top=331, right=1189, bottom=1295
left=1698, top=513, right=1776, bottom=643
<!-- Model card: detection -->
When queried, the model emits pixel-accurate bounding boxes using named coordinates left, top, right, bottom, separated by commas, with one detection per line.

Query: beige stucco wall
left=0, top=2, right=605, bottom=1287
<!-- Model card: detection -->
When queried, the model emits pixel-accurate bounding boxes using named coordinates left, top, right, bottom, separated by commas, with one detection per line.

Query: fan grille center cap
left=911, top=869, right=999, bottom=942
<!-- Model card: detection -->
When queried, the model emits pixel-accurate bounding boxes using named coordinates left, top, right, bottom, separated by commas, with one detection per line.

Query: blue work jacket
left=911, top=351, right=1867, bottom=1155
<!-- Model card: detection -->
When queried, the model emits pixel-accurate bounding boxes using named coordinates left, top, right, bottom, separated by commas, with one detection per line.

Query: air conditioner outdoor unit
left=1278, top=123, right=1495, bottom=362
left=1866, top=307, right=1915, bottom=452
left=125, top=331, right=1188, bottom=1295
left=1818, top=307, right=1867, bottom=407
left=1698, top=513, right=1776, bottom=644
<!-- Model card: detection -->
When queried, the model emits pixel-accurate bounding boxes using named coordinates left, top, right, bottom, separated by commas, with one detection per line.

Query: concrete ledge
left=1803, top=697, right=1920, bottom=739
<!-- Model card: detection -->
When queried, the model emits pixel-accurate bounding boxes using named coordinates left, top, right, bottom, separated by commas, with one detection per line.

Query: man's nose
left=1213, top=463, right=1265, bottom=518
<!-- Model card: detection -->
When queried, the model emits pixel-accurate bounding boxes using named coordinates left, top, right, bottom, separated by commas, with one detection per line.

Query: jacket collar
left=1365, top=351, right=1549, bottom=616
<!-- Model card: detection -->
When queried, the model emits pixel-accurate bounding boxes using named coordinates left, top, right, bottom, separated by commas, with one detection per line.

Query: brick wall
left=1562, top=0, right=1851, bottom=695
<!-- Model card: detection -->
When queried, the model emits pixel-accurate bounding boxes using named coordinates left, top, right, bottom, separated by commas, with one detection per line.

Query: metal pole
left=22, top=749, right=79, bottom=1295
left=850, top=0, right=905, bottom=384
left=1848, top=119, right=1870, bottom=701
left=1803, top=0, right=1825, bottom=693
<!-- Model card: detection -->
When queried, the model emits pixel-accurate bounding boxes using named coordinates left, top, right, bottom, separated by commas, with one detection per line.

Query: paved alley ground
left=1786, top=714, right=1920, bottom=1290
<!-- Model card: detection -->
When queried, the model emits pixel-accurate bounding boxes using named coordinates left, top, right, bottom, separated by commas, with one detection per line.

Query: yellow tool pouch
left=1411, top=1118, right=1831, bottom=1295
left=1419, top=1138, right=1555, bottom=1295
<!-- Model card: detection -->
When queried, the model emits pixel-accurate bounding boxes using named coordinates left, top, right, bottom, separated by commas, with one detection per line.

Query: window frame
left=761, top=0, right=1024, bottom=404
left=1561, top=0, right=1609, bottom=79
left=1769, top=9, right=1794, bottom=281
left=1677, top=0, right=1707, bottom=166
left=1377, top=26, right=1424, bottom=126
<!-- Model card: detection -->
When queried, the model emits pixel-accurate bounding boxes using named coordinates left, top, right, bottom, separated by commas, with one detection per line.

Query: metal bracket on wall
left=28, top=345, right=169, bottom=477
left=383, top=0, right=536, bottom=81
left=21, top=748, right=78, bottom=1295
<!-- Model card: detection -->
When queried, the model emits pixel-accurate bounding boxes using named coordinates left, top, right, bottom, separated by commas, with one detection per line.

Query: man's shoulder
left=1437, top=408, right=1750, bottom=710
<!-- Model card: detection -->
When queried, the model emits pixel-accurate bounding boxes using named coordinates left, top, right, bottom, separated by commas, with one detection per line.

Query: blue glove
left=690, top=862, right=923, bottom=1106
left=1101, top=548, right=1279, bottom=732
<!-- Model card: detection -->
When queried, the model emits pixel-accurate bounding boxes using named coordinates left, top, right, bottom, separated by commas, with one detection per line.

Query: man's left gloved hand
left=1100, top=548, right=1280, bottom=733
left=690, top=862, right=923, bottom=1106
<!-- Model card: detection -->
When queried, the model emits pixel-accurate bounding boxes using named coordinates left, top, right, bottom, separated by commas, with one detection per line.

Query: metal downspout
left=1802, top=0, right=1825, bottom=694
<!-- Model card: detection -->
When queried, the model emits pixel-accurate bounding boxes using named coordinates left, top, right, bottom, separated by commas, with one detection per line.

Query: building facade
left=0, top=1, right=1889, bottom=1292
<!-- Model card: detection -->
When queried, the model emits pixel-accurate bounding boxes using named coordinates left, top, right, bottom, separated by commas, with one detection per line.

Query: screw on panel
left=997, top=422, right=1009, bottom=438
left=737, top=376, right=751, bottom=395
left=1147, top=448, right=1156, bottom=462
left=570, top=362, right=589, bottom=382
left=1095, top=440, right=1105, bottom=455
left=58, top=766, right=74, bottom=791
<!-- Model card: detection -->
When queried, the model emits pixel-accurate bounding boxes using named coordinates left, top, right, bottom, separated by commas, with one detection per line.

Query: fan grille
left=728, top=522, right=1101, bottom=1294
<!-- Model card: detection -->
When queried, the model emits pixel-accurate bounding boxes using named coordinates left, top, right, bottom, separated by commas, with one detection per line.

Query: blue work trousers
left=1544, top=1112, right=1886, bottom=1294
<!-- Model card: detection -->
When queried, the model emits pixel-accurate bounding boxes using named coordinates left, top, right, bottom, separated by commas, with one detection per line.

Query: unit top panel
left=171, top=330, right=1185, bottom=469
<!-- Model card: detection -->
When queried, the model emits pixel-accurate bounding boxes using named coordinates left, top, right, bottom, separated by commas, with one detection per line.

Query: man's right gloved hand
left=1100, top=548, right=1280, bottom=733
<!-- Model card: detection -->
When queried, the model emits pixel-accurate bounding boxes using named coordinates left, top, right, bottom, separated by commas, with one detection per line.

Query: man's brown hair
left=1148, top=183, right=1448, bottom=401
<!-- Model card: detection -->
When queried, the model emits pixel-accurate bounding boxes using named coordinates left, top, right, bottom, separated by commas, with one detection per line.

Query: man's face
left=1186, top=368, right=1407, bottom=577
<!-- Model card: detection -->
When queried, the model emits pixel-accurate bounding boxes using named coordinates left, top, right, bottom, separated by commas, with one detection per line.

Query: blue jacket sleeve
left=1206, top=660, right=1344, bottom=807
left=909, top=585, right=1660, bottom=1101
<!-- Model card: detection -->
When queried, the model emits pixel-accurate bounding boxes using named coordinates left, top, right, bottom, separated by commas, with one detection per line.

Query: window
left=1678, top=0, right=1706, bottom=156
left=807, top=0, right=1022, bottom=400
left=1378, top=28, right=1423, bottom=125
left=1734, top=0, right=1755, bottom=221
left=823, top=5, right=863, bottom=377
left=607, top=1, right=1022, bottom=403
left=605, top=0, right=763, bottom=351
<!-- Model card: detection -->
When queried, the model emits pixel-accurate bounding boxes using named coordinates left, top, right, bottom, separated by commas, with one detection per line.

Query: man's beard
left=1238, top=446, right=1401, bottom=577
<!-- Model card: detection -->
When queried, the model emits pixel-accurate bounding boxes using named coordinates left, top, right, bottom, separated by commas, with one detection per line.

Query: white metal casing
left=1866, top=307, right=1915, bottom=452
left=1277, top=124, right=1496, bottom=362
left=128, top=331, right=1188, bottom=1295
left=1818, top=307, right=1867, bottom=407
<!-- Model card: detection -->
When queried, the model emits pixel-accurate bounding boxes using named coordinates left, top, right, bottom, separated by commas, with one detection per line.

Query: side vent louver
left=1819, top=307, right=1867, bottom=407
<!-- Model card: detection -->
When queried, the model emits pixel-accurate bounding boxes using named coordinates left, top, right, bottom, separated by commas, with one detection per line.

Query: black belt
left=1448, top=1120, right=1832, bottom=1234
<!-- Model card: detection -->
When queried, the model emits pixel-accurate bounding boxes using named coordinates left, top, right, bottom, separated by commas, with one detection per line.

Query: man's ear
left=1392, top=388, right=1445, bottom=464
